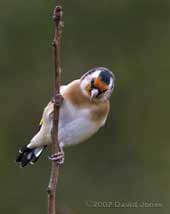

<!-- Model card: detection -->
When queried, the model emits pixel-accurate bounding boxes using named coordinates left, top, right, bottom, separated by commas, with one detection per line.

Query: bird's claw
left=49, top=151, right=64, bottom=165
left=52, top=94, right=64, bottom=107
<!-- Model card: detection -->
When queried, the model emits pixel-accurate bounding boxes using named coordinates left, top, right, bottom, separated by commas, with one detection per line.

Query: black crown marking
left=99, top=70, right=111, bottom=85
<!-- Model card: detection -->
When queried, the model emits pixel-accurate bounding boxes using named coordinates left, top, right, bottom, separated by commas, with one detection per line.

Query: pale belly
left=29, top=98, right=106, bottom=147
left=58, top=101, right=100, bottom=146
left=29, top=100, right=105, bottom=148
left=58, top=115, right=99, bottom=146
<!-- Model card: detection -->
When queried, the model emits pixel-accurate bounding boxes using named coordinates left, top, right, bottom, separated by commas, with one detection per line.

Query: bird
left=16, top=67, right=115, bottom=167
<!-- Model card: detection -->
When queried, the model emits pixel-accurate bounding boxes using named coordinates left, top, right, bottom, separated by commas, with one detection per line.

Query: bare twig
left=47, top=5, right=64, bottom=214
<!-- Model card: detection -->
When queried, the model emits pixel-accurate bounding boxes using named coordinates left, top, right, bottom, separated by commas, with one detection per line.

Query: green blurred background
left=0, top=0, right=170, bottom=213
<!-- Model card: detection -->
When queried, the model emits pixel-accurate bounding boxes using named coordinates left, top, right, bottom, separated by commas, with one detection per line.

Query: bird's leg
left=49, top=142, right=64, bottom=165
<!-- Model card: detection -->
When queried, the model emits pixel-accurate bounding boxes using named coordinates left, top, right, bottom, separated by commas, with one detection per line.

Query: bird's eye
left=102, top=89, right=107, bottom=93
left=91, top=79, right=95, bottom=87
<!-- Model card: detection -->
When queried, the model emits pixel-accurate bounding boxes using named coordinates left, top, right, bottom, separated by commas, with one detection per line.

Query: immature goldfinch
left=16, top=67, right=115, bottom=167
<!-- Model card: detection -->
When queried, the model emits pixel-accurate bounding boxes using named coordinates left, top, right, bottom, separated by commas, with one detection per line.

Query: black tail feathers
left=16, top=144, right=46, bottom=167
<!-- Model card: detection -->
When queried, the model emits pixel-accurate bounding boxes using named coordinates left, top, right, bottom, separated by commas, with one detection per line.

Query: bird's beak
left=90, top=88, right=99, bottom=100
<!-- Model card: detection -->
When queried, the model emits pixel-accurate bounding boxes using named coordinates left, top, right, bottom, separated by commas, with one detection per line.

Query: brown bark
left=47, top=5, right=64, bottom=214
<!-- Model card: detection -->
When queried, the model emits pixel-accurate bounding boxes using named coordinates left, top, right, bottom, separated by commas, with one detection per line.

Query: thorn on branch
left=52, top=41, right=56, bottom=47
left=47, top=187, right=52, bottom=194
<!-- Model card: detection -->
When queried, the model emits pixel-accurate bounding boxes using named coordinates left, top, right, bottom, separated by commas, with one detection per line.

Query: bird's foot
left=52, top=93, right=64, bottom=107
left=49, top=151, right=64, bottom=165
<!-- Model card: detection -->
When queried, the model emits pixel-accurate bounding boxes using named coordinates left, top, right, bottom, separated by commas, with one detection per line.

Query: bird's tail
left=16, top=144, right=46, bottom=167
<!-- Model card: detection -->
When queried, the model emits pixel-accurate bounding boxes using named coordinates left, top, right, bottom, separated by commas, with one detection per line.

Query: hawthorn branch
left=47, top=5, right=64, bottom=214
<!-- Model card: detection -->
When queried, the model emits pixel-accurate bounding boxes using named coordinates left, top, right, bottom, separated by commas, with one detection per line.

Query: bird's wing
left=38, top=85, right=66, bottom=128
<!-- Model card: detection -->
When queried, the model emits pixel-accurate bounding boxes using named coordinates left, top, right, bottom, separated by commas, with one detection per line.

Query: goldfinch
left=16, top=67, right=115, bottom=167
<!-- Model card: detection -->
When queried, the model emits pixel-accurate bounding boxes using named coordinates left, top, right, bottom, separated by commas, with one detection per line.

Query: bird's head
left=80, top=67, right=115, bottom=101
